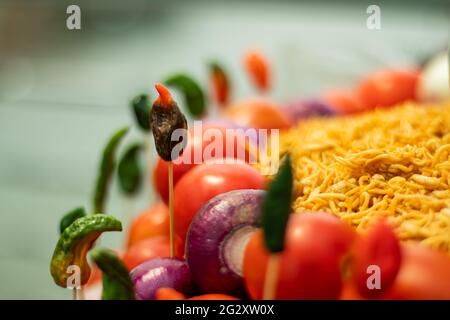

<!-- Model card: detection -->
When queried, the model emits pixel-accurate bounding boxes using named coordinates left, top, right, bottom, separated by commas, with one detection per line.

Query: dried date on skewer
left=150, top=83, right=188, bottom=162
left=150, top=83, right=188, bottom=258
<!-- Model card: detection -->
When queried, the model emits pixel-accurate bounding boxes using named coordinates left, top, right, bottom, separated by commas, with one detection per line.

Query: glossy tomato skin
left=155, top=287, right=239, bottom=300
left=127, top=203, right=170, bottom=248
left=357, top=69, right=419, bottom=109
left=123, top=236, right=171, bottom=270
left=154, top=124, right=253, bottom=204
left=174, top=163, right=265, bottom=258
left=225, top=99, right=291, bottom=131
left=351, top=220, right=401, bottom=298
left=243, top=213, right=356, bottom=299
left=341, top=244, right=450, bottom=300
left=381, top=245, right=450, bottom=300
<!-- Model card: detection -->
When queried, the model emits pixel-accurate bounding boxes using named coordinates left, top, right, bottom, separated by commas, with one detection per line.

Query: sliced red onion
left=186, top=189, right=265, bottom=296
left=283, top=99, right=336, bottom=123
left=130, top=257, right=194, bottom=300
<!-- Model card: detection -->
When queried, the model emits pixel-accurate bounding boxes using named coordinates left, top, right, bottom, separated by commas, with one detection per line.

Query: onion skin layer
left=186, top=189, right=266, bottom=296
left=130, top=257, right=194, bottom=300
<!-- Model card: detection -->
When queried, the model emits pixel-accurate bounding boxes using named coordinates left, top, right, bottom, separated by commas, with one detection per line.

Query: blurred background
left=0, top=0, right=448, bottom=299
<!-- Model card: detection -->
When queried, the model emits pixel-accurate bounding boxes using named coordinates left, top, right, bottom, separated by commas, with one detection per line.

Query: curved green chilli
left=59, top=207, right=86, bottom=234
left=131, top=94, right=151, bottom=132
left=91, top=248, right=135, bottom=300
left=50, top=215, right=122, bottom=288
left=260, top=154, right=293, bottom=253
left=164, top=74, right=206, bottom=117
left=92, top=126, right=129, bottom=213
left=117, top=142, right=143, bottom=195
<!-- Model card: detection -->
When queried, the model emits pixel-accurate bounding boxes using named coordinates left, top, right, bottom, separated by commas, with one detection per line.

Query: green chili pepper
left=260, top=154, right=293, bottom=252
left=164, top=74, right=206, bottom=117
left=131, top=94, right=151, bottom=132
left=117, top=142, right=143, bottom=195
left=92, top=126, right=129, bottom=213
left=50, top=215, right=122, bottom=288
left=91, top=248, right=135, bottom=300
left=59, top=207, right=86, bottom=234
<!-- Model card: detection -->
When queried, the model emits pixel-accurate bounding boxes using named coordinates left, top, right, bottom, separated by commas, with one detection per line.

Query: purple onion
left=283, top=99, right=336, bottom=123
left=186, top=189, right=265, bottom=296
left=130, top=257, right=194, bottom=300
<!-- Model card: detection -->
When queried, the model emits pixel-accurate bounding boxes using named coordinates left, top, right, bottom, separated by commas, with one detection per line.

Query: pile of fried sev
left=280, top=101, right=450, bottom=253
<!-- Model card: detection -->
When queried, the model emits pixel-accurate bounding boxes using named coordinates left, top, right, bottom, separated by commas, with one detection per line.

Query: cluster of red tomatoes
left=85, top=59, right=447, bottom=299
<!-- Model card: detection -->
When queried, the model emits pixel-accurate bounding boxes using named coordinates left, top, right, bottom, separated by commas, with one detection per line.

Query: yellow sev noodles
left=280, top=101, right=450, bottom=253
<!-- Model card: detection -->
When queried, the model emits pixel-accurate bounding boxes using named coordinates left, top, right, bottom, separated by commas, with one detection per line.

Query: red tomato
left=351, top=220, right=401, bottom=298
left=357, top=68, right=419, bottom=109
left=323, top=89, right=364, bottom=114
left=123, top=236, right=171, bottom=270
left=174, top=163, right=265, bottom=258
left=155, top=288, right=239, bottom=300
left=155, top=288, right=187, bottom=300
left=243, top=213, right=356, bottom=299
left=153, top=124, right=253, bottom=204
left=188, top=294, right=239, bottom=300
left=382, top=244, right=450, bottom=300
left=127, top=203, right=170, bottom=248
left=225, top=99, right=291, bottom=131
left=341, top=244, right=450, bottom=300
left=244, top=50, right=271, bottom=92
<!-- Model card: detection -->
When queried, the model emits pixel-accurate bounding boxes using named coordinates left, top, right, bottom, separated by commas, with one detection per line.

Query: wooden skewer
left=79, top=286, right=85, bottom=300
left=262, top=253, right=280, bottom=300
left=168, top=161, right=175, bottom=258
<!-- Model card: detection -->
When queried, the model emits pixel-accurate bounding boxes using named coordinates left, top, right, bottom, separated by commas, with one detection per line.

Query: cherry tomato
left=123, top=236, right=171, bottom=270
left=243, top=213, right=356, bottom=299
left=244, top=50, right=270, bottom=92
left=225, top=99, right=291, bottom=131
left=174, top=163, right=265, bottom=258
left=351, top=220, right=401, bottom=298
left=127, top=203, right=170, bottom=248
left=154, top=124, right=253, bottom=204
left=155, top=287, right=187, bottom=300
left=322, top=89, right=364, bottom=114
left=341, top=244, right=450, bottom=300
left=357, top=68, right=419, bottom=109
left=155, top=287, right=238, bottom=300
left=382, top=244, right=450, bottom=300
left=188, top=294, right=239, bottom=300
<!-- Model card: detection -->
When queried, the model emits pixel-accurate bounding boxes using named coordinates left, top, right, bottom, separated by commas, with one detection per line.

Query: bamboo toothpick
left=79, top=286, right=85, bottom=300
left=168, top=161, right=175, bottom=258
left=262, top=253, right=280, bottom=300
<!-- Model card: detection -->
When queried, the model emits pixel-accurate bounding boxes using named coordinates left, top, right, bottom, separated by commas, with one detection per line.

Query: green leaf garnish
left=117, top=142, right=143, bottom=195
left=164, top=74, right=206, bottom=117
left=59, top=207, right=86, bottom=234
left=50, top=215, right=123, bottom=288
left=91, top=248, right=135, bottom=300
left=261, top=154, right=293, bottom=253
left=131, top=94, right=151, bottom=131
left=92, top=126, right=129, bottom=213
